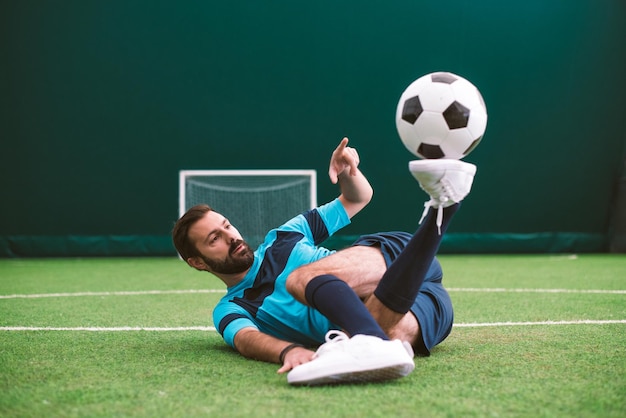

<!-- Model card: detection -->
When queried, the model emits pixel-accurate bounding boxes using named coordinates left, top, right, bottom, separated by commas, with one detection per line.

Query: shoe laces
left=419, top=178, right=454, bottom=235
left=313, top=330, right=350, bottom=359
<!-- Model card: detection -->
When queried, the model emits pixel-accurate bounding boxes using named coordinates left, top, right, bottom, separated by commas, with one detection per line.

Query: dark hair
left=172, top=204, right=213, bottom=261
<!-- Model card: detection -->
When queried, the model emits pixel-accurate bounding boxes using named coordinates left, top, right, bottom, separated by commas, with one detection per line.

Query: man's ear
left=187, top=257, right=208, bottom=272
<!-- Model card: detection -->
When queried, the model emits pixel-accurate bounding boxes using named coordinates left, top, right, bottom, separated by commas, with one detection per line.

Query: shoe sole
left=409, top=159, right=477, bottom=176
left=288, top=362, right=414, bottom=386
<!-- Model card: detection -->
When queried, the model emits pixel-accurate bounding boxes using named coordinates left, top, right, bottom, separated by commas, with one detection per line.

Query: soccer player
left=172, top=137, right=476, bottom=385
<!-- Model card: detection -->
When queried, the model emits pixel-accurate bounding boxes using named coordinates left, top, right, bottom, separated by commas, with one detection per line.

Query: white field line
left=1, top=320, right=625, bottom=332
left=1, top=288, right=625, bottom=300
left=453, top=319, right=626, bottom=327
left=0, top=289, right=226, bottom=299
left=447, top=288, right=626, bottom=294
left=0, top=326, right=217, bottom=331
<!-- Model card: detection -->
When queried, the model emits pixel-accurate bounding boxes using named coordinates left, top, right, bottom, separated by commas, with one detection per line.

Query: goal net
left=179, top=170, right=317, bottom=249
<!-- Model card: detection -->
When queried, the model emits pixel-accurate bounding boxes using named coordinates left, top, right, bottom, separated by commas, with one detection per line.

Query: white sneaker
left=287, top=330, right=415, bottom=386
left=409, top=159, right=477, bottom=233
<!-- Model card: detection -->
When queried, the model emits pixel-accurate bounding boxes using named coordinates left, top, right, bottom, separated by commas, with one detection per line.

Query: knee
left=285, top=267, right=310, bottom=303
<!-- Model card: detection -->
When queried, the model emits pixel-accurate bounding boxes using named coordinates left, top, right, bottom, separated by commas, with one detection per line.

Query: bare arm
left=328, top=137, right=373, bottom=218
left=234, top=327, right=315, bottom=373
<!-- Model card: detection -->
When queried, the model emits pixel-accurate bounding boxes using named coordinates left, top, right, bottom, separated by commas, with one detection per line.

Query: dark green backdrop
left=1, top=1, right=625, bottom=256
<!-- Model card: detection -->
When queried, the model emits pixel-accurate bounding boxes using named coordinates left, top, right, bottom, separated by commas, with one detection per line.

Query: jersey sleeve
left=278, top=198, right=350, bottom=246
left=316, top=198, right=351, bottom=237
left=213, top=299, right=258, bottom=349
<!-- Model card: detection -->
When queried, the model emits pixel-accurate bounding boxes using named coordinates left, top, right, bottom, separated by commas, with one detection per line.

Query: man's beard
left=201, top=239, right=254, bottom=275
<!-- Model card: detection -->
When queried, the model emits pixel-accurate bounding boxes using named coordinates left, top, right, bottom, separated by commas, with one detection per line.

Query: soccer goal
left=179, top=170, right=317, bottom=249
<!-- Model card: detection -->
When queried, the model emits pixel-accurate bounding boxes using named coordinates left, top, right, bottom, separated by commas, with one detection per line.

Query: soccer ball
left=395, top=72, right=487, bottom=159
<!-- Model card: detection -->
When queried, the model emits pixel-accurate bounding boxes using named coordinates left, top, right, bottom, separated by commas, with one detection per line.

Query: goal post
left=179, top=170, right=317, bottom=249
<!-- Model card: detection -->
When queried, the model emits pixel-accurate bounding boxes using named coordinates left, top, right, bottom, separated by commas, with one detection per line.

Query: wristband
left=278, top=343, right=304, bottom=364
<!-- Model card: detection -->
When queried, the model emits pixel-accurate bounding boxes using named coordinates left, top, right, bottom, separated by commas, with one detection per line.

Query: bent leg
left=285, top=213, right=455, bottom=350
left=285, top=242, right=425, bottom=347
left=286, top=245, right=393, bottom=340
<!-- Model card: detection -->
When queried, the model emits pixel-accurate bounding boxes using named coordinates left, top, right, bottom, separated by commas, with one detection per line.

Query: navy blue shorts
left=352, top=231, right=454, bottom=356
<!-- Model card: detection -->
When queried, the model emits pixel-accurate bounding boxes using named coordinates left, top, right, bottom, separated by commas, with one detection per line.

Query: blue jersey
left=213, top=198, right=350, bottom=349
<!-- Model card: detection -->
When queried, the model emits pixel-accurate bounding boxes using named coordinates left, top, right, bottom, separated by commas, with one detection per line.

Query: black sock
left=304, top=274, right=388, bottom=340
left=373, top=203, right=460, bottom=313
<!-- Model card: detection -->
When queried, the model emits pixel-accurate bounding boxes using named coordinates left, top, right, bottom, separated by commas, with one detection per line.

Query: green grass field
left=1, top=255, right=625, bottom=417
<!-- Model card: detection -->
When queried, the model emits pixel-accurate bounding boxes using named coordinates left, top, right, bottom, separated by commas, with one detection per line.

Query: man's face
left=187, top=211, right=254, bottom=275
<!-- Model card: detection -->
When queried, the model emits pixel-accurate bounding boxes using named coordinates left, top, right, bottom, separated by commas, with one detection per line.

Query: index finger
left=336, top=137, right=349, bottom=153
